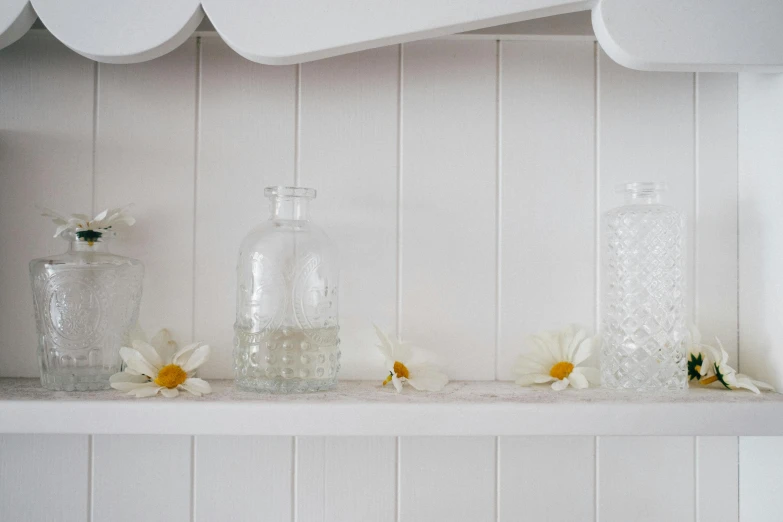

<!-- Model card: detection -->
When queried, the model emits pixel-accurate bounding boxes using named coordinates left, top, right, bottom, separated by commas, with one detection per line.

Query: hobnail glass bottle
left=30, top=229, right=144, bottom=391
left=234, top=186, right=340, bottom=393
left=600, top=182, right=687, bottom=391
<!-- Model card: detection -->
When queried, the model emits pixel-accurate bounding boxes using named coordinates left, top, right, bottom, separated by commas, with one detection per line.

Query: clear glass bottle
left=234, top=186, right=340, bottom=393
left=30, top=229, right=144, bottom=391
left=600, top=182, right=687, bottom=391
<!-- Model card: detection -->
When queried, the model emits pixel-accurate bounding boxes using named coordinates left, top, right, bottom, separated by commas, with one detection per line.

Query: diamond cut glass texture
left=600, top=183, right=687, bottom=391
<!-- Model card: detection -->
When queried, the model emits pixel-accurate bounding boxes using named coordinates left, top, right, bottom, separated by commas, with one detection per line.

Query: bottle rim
left=615, top=181, right=667, bottom=195
left=265, top=186, right=317, bottom=199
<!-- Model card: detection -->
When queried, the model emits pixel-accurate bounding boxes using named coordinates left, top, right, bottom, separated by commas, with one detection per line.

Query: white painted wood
left=697, top=436, right=738, bottom=522
left=0, top=0, right=36, bottom=50
left=738, top=73, right=783, bottom=389
left=93, top=435, right=192, bottom=522
left=31, top=0, right=203, bottom=63
left=0, top=434, right=88, bottom=521
left=498, top=40, right=595, bottom=380
left=195, top=436, right=292, bottom=521
left=202, top=0, right=592, bottom=65
left=593, top=0, right=783, bottom=72
left=498, top=436, right=594, bottom=520
left=94, top=43, right=197, bottom=346
left=401, top=40, right=497, bottom=381
left=298, top=47, right=399, bottom=380
left=195, top=37, right=296, bottom=378
left=598, top=436, right=695, bottom=522
left=296, top=437, right=396, bottom=521
left=0, top=34, right=95, bottom=378
left=464, top=11, right=594, bottom=39
left=695, top=73, right=739, bottom=363
left=4, top=379, right=781, bottom=435
left=597, top=49, right=695, bottom=316
left=400, top=437, right=495, bottom=521
left=739, top=437, right=783, bottom=522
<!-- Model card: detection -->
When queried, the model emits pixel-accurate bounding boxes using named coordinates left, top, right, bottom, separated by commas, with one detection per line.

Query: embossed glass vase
left=234, top=186, right=340, bottom=393
left=30, top=230, right=144, bottom=391
left=600, top=182, right=688, bottom=391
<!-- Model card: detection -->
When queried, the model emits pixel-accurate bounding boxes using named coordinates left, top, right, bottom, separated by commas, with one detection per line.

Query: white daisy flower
left=110, top=339, right=212, bottom=398
left=700, top=339, right=774, bottom=394
left=513, top=325, right=599, bottom=391
left=374, top=324, right=448, bottom=393
left=41, top=204, right=135, bottom=240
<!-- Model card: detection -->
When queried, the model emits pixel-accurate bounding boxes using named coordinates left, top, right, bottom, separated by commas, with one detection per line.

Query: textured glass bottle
left=30, top=230, right=144, bottom=391
left=600, top=182, right=687, bottom=391
left=234, top=186, right=340, bottom=393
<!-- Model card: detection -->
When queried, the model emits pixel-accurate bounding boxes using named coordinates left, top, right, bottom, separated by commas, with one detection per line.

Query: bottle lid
left=615, top=182, right=667, bottom=196
left=265, top=186, right=316, bottom=198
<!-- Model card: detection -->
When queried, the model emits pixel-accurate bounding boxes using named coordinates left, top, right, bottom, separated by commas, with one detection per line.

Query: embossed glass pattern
left=600, top=182, right=687, bottom=391
left=234, top=186, right=340, bottom=393
left=30, top=231, right=143, bottom=391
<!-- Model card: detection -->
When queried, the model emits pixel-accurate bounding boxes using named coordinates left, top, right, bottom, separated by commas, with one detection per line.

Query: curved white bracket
left=593, top=0, right=783, bottom=72
left=31, top=0, right=204, bottom=64
left=202, top=0, right=593, bottom=65
left=0, top=0, right=36, bottom=51
left=0, top=0, right=782, bottom=70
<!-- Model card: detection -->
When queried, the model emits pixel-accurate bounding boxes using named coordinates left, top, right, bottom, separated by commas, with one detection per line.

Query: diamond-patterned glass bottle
left=30, top=230, right=144, bottom=391
left=234, top=186, right=340, bottom=393
left=600, top=182, right=687, bottom=391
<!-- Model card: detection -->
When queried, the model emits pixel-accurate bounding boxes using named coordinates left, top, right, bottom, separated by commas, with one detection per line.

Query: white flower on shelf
left=110, top=336, right=212, bottom=398
left=373, top=324, right=448, bottom=393
left=513, top=325, right=599, bottom=391
left=702, top=339, right=774, bottom=394
left=41, top=204, right=135, bottom=238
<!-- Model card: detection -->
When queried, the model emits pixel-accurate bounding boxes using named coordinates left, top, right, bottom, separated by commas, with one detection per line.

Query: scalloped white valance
left=0, top=0, right=781, bottom=71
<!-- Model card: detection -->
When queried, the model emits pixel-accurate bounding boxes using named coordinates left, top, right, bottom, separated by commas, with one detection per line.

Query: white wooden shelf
left=1, top=378, right=782, bottom=436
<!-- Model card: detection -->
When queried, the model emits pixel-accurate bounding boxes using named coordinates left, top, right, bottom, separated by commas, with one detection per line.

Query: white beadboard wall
left=0, top=32, right=779, bottom=521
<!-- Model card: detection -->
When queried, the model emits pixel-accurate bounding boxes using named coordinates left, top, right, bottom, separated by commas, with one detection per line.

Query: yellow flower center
left=382, top=361, right=410, bottom=385
left=549, top=361, right=574, bottom=380
left=154, top=364, right=187, bottom=389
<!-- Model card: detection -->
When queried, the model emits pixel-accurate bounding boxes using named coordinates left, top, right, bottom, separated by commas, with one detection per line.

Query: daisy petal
left=568, top=370, right=589, bottom=389
left=111, top=381, right=150, bottom=392
left=551, top=378, right=570, bottom=391
left=515, top=374, right=549, bottom=386
left=373, top=323, right=394, bottom=360
left=119, top=347, right=160, bottom=377
left=391, top=375, right=403, bottom=393
left=160, top=387, right=179, bottom=398
left=109, top=372, right=149, bottom=384
left=131, top=340, right=164, bottom=369
left=172, top=342, right=201, bottom=368
left=181, top=345, right=211, bottom=373
left=571, top=337, right=593, bottom=366
left=150, top=329, right=174, bottom=352
left=407, top=365, right=448, bottom=392
left=572, top=366, right=600, bottom=385
left=182, top=378, right=211, bottom=396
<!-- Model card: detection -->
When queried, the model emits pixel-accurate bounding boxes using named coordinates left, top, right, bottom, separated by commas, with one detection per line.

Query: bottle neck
left=270, top=196, right=311, bottom=221
left=69, top=239, right=110, bottom=253
left=625, top=192, right=661, bottom=205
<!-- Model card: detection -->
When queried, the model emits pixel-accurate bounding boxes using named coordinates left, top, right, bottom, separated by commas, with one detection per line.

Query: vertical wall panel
left=195, top=436, right=293, bottom=521
left=598, top=437, right=694, bottom=522
left=498, top=436, right=594, bottom=521
left=195, top=37, right=297, bottom=377
left=296, top=437, right=396, bottom=522
left=93, top=435, right=192, bottom=522
left=739, top=437, right=783, bottom=522
left=698, top=436, right=738, bottom=522
left=738, top=73, right=783, bottom=387
left=299, top=47, right=399, bottom=379
left=94, top=43, right=197, bottom=343
left=401, top=40, right=497, bottom=380
left=0, top=35, right=95, bottom=377
left=696, top=73, right=739, bottom=363
left=0, top=434, right=88, bottom=521
left=497, top=41, right=595, bottom=380
left=400, top=437, right=495, bottom=522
